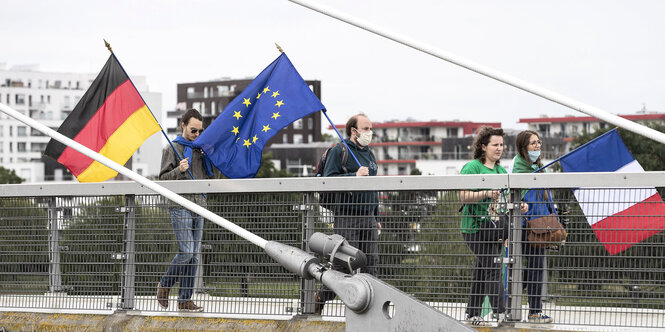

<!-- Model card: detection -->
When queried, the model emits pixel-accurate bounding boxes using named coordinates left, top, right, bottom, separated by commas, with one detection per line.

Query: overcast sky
left=3, top=0, right=664, bottom=129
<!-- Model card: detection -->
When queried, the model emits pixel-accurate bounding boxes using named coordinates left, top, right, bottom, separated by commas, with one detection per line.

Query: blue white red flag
left=560, top=129, right=665, bottom=254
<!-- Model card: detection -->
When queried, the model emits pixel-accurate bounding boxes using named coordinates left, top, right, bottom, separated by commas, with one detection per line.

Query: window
left=187, top=87, right=196, bottom=98
left=17, top=143, right=26, bottom=152
left=15, top=94, right=25, bottom=105
left=293, top=119, right=303, bottom=130
left=17, top=126, right=27, bottom=137
left=293, top=134, right=303, bottom=144
left=308, top=118, right=314, bottom=129
left=308, top=134, right=313, bottom=143
left=398, top=166, right=407, bottom=175
left=447, top=127, right=459, bottom=138
left=283, top=133, right=288, bottom=143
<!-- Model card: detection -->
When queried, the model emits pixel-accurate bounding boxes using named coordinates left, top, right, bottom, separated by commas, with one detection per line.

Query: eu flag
left=193, top=53, right=325, bottom=178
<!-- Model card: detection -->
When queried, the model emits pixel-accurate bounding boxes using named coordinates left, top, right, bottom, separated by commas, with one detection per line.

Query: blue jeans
left=160, top=208, right=203, bottom=303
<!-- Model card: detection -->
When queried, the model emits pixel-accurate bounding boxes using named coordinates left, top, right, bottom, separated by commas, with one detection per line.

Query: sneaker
left=156, top=283, right=170, bottom=309
left=313, top=291, right=325, bottom=315
left=466, top=316, right=489, bottom=326
left=178, top=300, right=204, bottom=312
left=528, top=313, right=553, bottom=323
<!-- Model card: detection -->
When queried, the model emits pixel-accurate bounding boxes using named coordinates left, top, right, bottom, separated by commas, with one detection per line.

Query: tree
left=410, top=168, right=422, bottom=175
left=0, top=166, right=24, bottom=184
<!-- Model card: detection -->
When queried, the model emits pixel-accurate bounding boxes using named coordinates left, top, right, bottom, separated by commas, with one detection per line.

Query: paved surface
left=0, top=294, right=663, bottom=331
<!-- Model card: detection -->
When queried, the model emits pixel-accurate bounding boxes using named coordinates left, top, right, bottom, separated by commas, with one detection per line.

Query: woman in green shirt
left=459, top=126, right=527, bottom=325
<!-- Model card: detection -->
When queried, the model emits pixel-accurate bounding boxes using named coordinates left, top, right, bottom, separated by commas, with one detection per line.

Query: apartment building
left=519, top=112, right=665, bottom=151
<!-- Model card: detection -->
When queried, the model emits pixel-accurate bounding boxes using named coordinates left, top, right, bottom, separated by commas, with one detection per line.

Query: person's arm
left=460, top=189, right=501, bottom=203
left=159, top=146, right=187, bottom=180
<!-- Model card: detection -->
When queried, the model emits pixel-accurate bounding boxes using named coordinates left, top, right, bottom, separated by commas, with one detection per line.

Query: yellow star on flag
left=231, top=126, right=239, bottom=135
left=256, top=92, right=261, bottom=99
left=262, top=124, right=271, bottom=132
left=243, top=98, right=251, bottom=107
left=272, top=112, right=280, bottom=120
left=233, top=111, right=242, bottom=120
left=271, top=91, right=280, bottom=98
left=252, top=135, right=258, bottom=143
left=275, top=100, right=284, bottom=107
left=243, top=139, right=252, bottom=148
left=263, top=86, right=270, bottom=93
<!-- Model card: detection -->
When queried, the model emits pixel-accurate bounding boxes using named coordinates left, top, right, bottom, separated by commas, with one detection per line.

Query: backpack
left=316, top=143, right=348, bottom=210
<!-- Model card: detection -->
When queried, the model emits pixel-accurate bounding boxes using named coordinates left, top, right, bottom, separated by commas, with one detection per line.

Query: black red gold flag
left=44, top=55, right=160, bottom=182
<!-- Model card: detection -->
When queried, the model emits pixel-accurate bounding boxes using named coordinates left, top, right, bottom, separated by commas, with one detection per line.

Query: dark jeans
left=522, top=230, right=546, bottom=315
left=463, top=220, right=507, bottom=317
left=160, top=208, right=203, bottom=303
left=317, top=215, right=379, bottom=302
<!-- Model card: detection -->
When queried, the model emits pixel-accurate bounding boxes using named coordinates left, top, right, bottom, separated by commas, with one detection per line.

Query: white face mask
left=355, top=129, right=373, bottom=147
left=528, top=150, right=541, bottom=162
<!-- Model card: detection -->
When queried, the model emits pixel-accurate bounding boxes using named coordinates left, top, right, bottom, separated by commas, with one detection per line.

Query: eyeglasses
left=529, top=140, right=542, bottom=147
left=190, top=128, right=204, bottom=134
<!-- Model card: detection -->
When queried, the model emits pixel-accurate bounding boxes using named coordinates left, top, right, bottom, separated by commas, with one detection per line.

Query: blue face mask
left=528, top=150, right=541, bottom=162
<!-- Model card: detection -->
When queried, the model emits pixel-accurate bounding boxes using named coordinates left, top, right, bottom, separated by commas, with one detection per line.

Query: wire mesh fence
left=0, top=174, right=663, bottom=328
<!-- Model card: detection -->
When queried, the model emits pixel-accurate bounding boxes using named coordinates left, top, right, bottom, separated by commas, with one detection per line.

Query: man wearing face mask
left=313, top=113, right=380, bottom=315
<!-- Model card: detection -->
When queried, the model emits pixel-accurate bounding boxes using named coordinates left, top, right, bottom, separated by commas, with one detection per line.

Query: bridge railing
left=0, top=172, right=664, bottom=328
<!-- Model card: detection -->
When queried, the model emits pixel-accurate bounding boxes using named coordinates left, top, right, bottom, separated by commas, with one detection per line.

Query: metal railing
left=0, top=173, right=664, bottom=328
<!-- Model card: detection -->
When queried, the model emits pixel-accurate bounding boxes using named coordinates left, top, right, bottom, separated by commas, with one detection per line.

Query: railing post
left=507, top=188, right=524, bottom=322
left=120, top=194, right=136, bottom=309
left=47, top=197, right=63, bottom=293
left=300, top=192, right=317, bottom=314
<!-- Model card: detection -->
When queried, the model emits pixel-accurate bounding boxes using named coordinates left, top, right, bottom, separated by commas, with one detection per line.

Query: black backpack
left=316, top=143, right=348, bottom=210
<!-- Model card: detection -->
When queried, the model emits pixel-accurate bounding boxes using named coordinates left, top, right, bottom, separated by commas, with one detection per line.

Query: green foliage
left=0, top=166, right=24, bottom=184
left=410, top=168, right=422, bottom=175
left=0, top=197, right=49, bottom=294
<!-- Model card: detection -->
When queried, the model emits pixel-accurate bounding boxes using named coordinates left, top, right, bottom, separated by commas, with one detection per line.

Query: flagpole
left=274, top=42, right=362, bottom=167
left=533, top=128, right=618, bottom=173
left=288, top=0, right=665, bottom=146
left=321, top=110, right=363, bottom=168
left=103, top=40, right=200, bottom=183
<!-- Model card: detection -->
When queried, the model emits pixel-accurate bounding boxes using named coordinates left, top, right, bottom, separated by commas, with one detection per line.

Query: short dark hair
left=345, top=113, right=368, bottom=137
left=472, top=126, right=505, bottom=164
left=181, top=109, right=202, bottom=127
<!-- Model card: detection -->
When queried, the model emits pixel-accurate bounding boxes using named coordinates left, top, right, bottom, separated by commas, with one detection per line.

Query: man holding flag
left=156, top=108, right=214, bottom=312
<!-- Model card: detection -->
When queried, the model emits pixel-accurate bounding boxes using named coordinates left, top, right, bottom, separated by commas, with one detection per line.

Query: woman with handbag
left=460, top=126, right=528, bottom=326
left=511, top=130, right=554, bottom=324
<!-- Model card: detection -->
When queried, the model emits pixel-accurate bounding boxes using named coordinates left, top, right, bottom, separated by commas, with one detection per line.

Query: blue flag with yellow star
left=193, top=53, right=325, bottom=178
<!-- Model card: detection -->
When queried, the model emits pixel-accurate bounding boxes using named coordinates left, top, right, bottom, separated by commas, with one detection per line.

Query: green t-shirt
left=460, top=159, right=507, bottom=234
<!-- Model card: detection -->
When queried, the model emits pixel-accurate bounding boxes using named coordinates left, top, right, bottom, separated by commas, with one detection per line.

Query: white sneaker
left=466, top=316, right=489, bottom=326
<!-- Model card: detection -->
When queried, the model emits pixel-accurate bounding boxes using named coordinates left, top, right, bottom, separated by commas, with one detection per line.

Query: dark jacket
left=323, top=139, right=378, bottom=216
left=160, top=142, right=214, bottom=207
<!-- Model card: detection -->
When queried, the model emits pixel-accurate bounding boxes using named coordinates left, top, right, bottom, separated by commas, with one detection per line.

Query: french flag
left=560, top=129, right=665, bottom=255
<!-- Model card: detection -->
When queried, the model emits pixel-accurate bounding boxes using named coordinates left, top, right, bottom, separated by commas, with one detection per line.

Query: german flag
left=44, top=55, right=160, bottom=182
